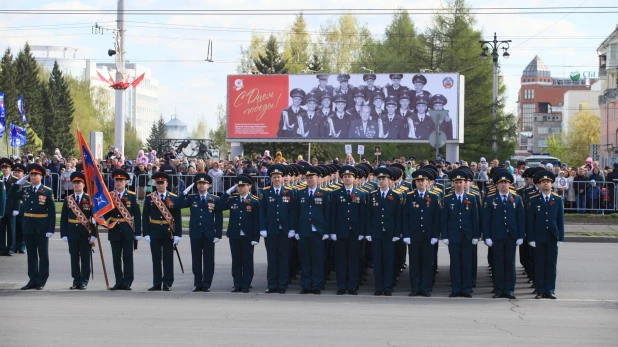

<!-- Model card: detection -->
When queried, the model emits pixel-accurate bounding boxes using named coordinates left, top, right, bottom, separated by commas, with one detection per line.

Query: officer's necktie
left=459, top=196, right=463, bottom=204
left=32, top=186, right=36, bottom=194
left=75, top=194, right=80, bottom=205
left=160, top=193, right=164, bottom=200
left=275, top=189, right=279, bottom=196
left=503, top=195, right=507, bottom=203
left=382, top=192, right=386, bottom=199
left=347, top=190, right=351, bottom=196
left=201, top=195, right=206, bottom=204
left=309, top=190, right=313, bottom=198
left=420, top=193, right=423, bottom=199
left=546, top=196, right=550, bottom=203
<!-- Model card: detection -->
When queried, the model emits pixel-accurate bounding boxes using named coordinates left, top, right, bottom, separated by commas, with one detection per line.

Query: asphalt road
left=1, top=239, right=616, bottom=346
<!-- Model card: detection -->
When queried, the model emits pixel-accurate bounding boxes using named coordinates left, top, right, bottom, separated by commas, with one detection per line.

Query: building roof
left=523, top=55, right=551, bottom=77
left=166, top=117, right=187, bottom=127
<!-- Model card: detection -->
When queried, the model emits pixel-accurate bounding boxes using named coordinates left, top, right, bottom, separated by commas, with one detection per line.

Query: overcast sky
left=1, top=0, right=616, bottom=134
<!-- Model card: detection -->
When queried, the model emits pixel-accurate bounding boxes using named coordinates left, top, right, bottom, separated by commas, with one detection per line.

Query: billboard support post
left=308, top=143, right=311, bottom=163
left=446, top=143, right=459, bottom=164
left=231, top=142, right=243, bottom=160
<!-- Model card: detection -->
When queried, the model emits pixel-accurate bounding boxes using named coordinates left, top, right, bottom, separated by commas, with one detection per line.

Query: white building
left=31, top=45, right=160, bottom=142
left=562, top=81, right=603, bottom=133
left=165, top=115, right=189, bottom=139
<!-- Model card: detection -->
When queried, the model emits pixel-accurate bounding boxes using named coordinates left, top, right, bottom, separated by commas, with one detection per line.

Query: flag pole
left=95, top=228, right=110, bottom=289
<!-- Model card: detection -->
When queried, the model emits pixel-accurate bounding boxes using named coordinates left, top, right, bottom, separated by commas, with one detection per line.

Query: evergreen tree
left=0, top=48, right=18, bottom=140
left=283, top=13, right=310, bottom=73
left=15, top=42, right=45, bottom=143
left=43, top=61, right=76, bottom=155
left=307, top=53, right=324, bottom=73
left=124, top=121, right=144, bottom=159
left=146, top=114, right=167, bottom=150
left=253, top=35, right=288, bottom=74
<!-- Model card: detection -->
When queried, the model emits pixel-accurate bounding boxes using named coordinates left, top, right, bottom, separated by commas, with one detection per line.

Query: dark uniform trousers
left=68, top=229, right=92, bottom=286
left=492, top=239, right=517, bottom=295
left=408, top=239, right=434, bottom=293
left=15, top=214, right=25, bottom=252
left=229, top=236, right=255, bottom=290
left=24, top=233, right=50, bottom=286
left=535, top=240, right=558, bottom=295
left=335, top=233, right=361, bottom=290
left=448, top=241, right=473, bottom=294
left=109, top=226, right=135, bottom=287
left=299, top=232, right=324, bottom=290
left=191, top=235, right=215, bottom=288
left=265, top=232, right=290, bottom=290
left=372, top=237, right=394, bottom=293
left=149, top=224, right=175, bottom=287
left=0, top=213, right=15, bottom=254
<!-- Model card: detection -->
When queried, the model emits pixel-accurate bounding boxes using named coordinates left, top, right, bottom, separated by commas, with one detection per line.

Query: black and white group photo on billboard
left=278, top=73, right=459, bottom=141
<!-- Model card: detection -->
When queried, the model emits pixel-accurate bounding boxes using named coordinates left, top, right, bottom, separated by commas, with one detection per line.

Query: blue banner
left=17, top=95, right=27, bottom=124
left=0, top=93, right=5, bottom=138
left=10, top=121, right=27, bottom=147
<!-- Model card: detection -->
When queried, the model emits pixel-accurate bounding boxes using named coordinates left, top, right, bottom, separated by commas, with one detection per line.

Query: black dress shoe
left=277, top=288, right=286, bottom=294
left=461, top=293, right=472, bottom=298
left=313, top=289, right=321, bottom=295
left=506, top=294, right=517, bottom=300
left=374, top=291, right=383, bottom=296
left=193, top=286, right=203, bottom=292
left=231, top=288, right=242, bottom=293
left=419, top=292, right=431, bottom=297
left=110, top=284, right=122, bottom=291
left=544, top=293, right=557, bottom=300
left=490, top=289, right=495, bottom=294
left=348, top=289, right=358, bottom=295
left=17, top=249, right=25, bottom=254
left=35, top=285, right=44, bottom=290
left=265, top=289, right=278, bottom=294
left=472, top=283, right=476, bottom=288
left=448, top=292, right=459, bottom=298
left=336, top=289, right=346, bottom=295
left=492, top=294, right=502, bottom=298
left=383, top=291, right=392, bottom=296
left=121, top=285, right=131, bottom=291
left=70, top=285, right=79, bottom=290
left=408, top=291, right=418, bottom=297
left=148, top=285, right=162, bottom=291
left=535, top=294, right=542, bottom=299
left=163, top=285, right=171, bottom=292
left=203, top=288, right=210, bottom=292
left=530, top=284, right=535, bottom=288
left=242, top=288, right=249, bottom=293
left=300, top=289, right=311, bottom=294
left=21, top=284, right=35, bottom=290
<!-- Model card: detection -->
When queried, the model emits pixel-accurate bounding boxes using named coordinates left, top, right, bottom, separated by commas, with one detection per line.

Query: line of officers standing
left=4, top=159, right=564, bottom=299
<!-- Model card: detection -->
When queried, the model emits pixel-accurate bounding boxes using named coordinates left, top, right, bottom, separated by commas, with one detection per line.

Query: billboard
left=227, top=73, right=463, bottom=142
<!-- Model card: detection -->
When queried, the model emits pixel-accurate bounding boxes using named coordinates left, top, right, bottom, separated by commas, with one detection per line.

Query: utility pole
left=115, top=0, right=127, bottom=155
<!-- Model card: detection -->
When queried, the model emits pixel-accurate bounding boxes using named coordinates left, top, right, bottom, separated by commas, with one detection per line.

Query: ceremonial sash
left=111, top=191, right=135, bottom=232
left=67, top=195, right=91, bottom=233
left=150, top=192, right=175, bottom=232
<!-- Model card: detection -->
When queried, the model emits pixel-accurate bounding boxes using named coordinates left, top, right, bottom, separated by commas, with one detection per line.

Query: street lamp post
left=480, top=32, right=511, bottom=154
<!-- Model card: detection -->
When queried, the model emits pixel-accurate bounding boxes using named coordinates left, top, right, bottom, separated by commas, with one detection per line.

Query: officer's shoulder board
left=551, top=192, right=560, bottom=197
left=250, top=195, right=259, bottom=201
left=231, top=192, right=240, bottom=197
left=444, top=193, right=453, bottom=198
left=529, top=193, right=539, bottom=199
left=43, top=185, right=52, bottom=191
left=357, top=188, right=368, bottom=193
left=487, top=192, right=496, bottom=197
left=428, top=190, right=438, bottom=196
left=330, top=186, right=341, bottom=191
left=127, top=190, right=136, bottom=195
left=263, top=186, right=271, bottom=190
left=321, top=187, right=332, bottom=192
left=433, top=187, right=443, bottom=193
left=284, top=185, right=294, bottom=190
left=407, top=190, right=415, bottom=196
left=169, top=192, right=177, bottom=197
left=371, top=189, right=378, bottom=194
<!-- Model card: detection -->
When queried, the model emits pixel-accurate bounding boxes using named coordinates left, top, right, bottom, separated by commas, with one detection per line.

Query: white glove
left=294, top=234, right=299, bottom=240
left=45, top=232, right=53, bottom=238
left=472, top=238, right=479, bottom=245
left=251, top=241, right=258, bottom=246
left=145, top=235, right=151, bottom=243
left=183, top=183, right=194, bottom=195
left=260, top=230, right=267, bottom=238
left=430, top=238, right=438, bottom=245
left=392, top=237, right=400, bottom=242
left=557, top=241, right=563, bottom=246
left=225, top=184, right=238, bottom=195
left=529, top=241, right=536, bottom=248
left=12, top=210, right=19, bottom=216
left=403, top=238, right=411, bottom=245
left=288, top=230, right=295, bottom=238
left=213, top=237, right=220, bottom=244
left=485, top=238, right=493, bottom=247
left=330, top=234, right=337, bottom=241
left=135, top=236, right=142, bottom=241
left=358, top=235, right=364, bottom=241
left=516, top=238, right=523, bottom=246
left=365, top=236, right=372, bottom=242
left=322, top=234, right=329, bottom=241
left=91, top=217, right=97, bottom=225
left=442, top=239, right=449, bottom=246
left=89, top=236, right=96, bottom=244
left=173, top=236, right=180, bottom=245
left=16, top=174, right=29, bottom=185
left=62, top=236, right=68, bottom=242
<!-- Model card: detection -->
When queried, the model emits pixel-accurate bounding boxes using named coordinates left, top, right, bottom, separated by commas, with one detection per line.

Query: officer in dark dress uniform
left=11, top=164, right=55, bottom=290
left=60, top=172, right=97, bottom=290
left=295, top=166, right=330, bottom=294
left=330, top=166, right=367, bottom=295
left=348, top=106, right=378, bottom=139
left=441, top=169, right=480, bottom=298
left=410, top=74, right=432, bottom=106
left=333, top=74, right=355, bottom=110
left=310, top=74, right=335, bottom=99
left=176, top=173, right=223, bottom=292
left=279, top=88, right=307, bottom=138
left=370, top=91, right=386, bottom=120
left=384, top=73, right=409, bottom=99
left=345, top=89, right=366, bottom=121
left=0, top=158, right=14, bottom=256
left=10, top=163, right=26, bottom=253
left=368, top=167, right=402, bottom=296
left=143, top=172, right=183, bottom=291
left=431, top=94, right=454, bottom=140
left=380, top=96, right=406, bottom=139
left=220, top=174, right=261, bottom=293
left=328, top=93, right=352, bottom=138
left=403, top=170, right=441, bottom=297
left=259, top=164, right=297, bottom=294
left=298, top=93, right=324, bottom=138
left=411, top=96, right=434, bottom=139
left=106, top=169, right=141, bottom=290
left=483, top=172, right=525, bottom=299
left=528, top=170, right=564, bottom=299
left=360, top=74, right=382, bottom=100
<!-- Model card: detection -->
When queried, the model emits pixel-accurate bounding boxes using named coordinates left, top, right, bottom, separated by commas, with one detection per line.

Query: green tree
left=547, top=110, right=600, bottom=166
left=283, top=13, right=310, bottom=73
left=318, top=14, right=370, bottom=73
left=0, top=48, right=18, bottom=154
left=307, top=53, right=324, bottom=73
left=191, top=115, right=209, bottom=138
left=146, top=114, right=167, bottom=149
left=374, top=10, right=421, bottom=73
left=254, top=34, right=288, bottom=74
left=124, top=121, right=144, bottom=159
left=14, top=42, right=45, bottom=143
left=237, top=33, right=266, bottom=74
left=24, top=125, right=43, bottom=153
left=43, top=61, right=76, bottom=156
left=208, top=103, right=228, bottom=155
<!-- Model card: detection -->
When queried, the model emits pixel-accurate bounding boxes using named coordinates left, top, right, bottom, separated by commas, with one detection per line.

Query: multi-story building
left=517, top=55, right=598, bottom=153
left=31, top=45, right=159, bottom=142
left=597, top=25, right=618, bottom=168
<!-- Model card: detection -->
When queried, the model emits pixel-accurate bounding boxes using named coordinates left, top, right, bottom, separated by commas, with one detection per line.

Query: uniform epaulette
left=330, top=186, right=341, bottom=191
left=444, top=193, right=453, bottom=198
left=487, top=192, right=496, bottom=197
left=321, top=187, right=332, bottom=191
left=371, top=189, right=378, bottom=194
left=169, top=192, right=177, bottom=197
left=433, top=187, right=443, bottom=193
left=43, top=185, right=52, bottom=190
left=251, top=195, right=259, bottom=200
left=231, top=192, right=240, bottom=197
left=407, top=191, right=414, bottom=195
left=551, top=192, right=560, bottom=197
left=529, top=193, right=539, bottom=199
left=263, top=186, right=271, bottom=190
left=468, top=191, right=479, bottom=196
left=428, top=190, right=438, bottom=195
left=357, top=188, right=367, bottom=193
left=284, top=185, right=293, bottom=190
left=127, top=190, right=136, bottom=195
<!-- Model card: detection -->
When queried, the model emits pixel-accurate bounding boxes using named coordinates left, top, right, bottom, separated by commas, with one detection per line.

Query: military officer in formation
left=175, top=173, right=223, bottom=292
left=328, top=94, right=352, bottom=138
left=380, top=96, right=406, bottom=139
left=384, top=73, right=409, bottom=99
left=10, top=163, right=26, bottom=254
left=345, top=89, right=367, bottom=120
left=360, top=73, right=381, bottom=96
left=431, top=94, right=454, bottom=140
left=333, top=74, right=355, bottom=109
left=0, top=158, right=13, bottom=256
left=410, top=74, right=432, bottom=105
left=348, top=105, right=378, bottom=139
left=106, top=169, right=141, bottom=290
left=298, top=93, right=323, bottom=138
left=279, top=88, right=306, bottom=138
left=11, top=164, right=55, bottom=290
left=310, top=74, right=335, bottom=98
left=60, top=172, right=97, bottom=290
